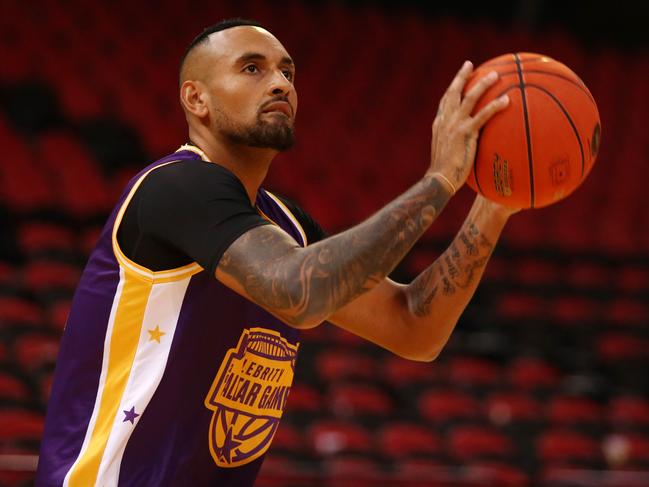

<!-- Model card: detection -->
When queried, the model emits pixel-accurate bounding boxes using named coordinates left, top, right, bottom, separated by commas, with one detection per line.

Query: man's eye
left=245, top=65, right=258, bottom=73
left=282, top=70, right=294, bottom=81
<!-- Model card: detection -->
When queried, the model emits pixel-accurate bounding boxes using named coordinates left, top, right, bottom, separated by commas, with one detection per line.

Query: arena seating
left=1, top=0, right=648, bottom=486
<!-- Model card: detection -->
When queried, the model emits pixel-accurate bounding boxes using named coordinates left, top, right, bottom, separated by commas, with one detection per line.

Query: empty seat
left=285, top=382, right=322, bottom=415
left=507, top=357, right=562, bottom=391
left=447, top=425, right=514, bottom=462
left=315, top=350, right=376, bottom=383
left=12, top=333, right=60, bottom=372
left=546, top=396, right=603, bottom=426
left=0, top=297, right=44, bottom=328
left=418, top=389, right=479, bottom=423
left=463, top=462, right=530, bottom=487
left=0, top=371, right=31, bottom=404
left=536, top=429, right=600, bottom=465
left=22, top=260, right=80, bottom=294
left=447, top=356, right=502, bottom=389
left=608, top=396, right=649, bottom=428
left=377, top=422, right=442, bottom=460
left=17, top=222, right=75, bottom=256
left=270, top=421, right=304, bottom=452
left=485, top=392, right=542, bottom=426
left=0, top=410, right=44, bottom=442
left=381, top=355, right=441, bottom=390
left=308, top=420, right=373, bottom=456
left=328, top=383, right=393, bottom=419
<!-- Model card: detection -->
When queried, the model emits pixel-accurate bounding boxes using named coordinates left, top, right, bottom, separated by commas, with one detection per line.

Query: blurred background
left=1, top=0, right=648, bottom=485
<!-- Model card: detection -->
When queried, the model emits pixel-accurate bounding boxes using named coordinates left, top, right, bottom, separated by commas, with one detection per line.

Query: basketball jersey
left=36, top=145, right=308, bottom=486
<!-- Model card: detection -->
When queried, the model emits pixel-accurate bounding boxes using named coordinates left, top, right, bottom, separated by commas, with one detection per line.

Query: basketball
left=464, top=53, right=601, bottom=208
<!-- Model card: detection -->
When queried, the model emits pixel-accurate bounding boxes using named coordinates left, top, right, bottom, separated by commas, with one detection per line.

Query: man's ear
left=180, top=80, right=209, bottom=118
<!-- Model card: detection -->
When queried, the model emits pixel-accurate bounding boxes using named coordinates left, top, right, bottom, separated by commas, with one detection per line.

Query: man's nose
left=268, top=70, right=292, bottom=96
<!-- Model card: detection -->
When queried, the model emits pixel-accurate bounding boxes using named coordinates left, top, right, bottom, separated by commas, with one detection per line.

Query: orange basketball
left=464, top=53, right=601, bottom=208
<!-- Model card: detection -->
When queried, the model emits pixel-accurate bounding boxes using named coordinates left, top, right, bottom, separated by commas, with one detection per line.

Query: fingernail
left=499, top=94, right=509, bottom=103
left=464, top=60, right=472, bottom=69
left=487, top=71, right=498, bottom=81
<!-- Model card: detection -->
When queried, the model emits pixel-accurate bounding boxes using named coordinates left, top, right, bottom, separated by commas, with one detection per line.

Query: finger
left=461, top=70, right=499, bottom=115
left=444, top=60, right=474, bottom=102
left=470, top=94, right=510, bottom=130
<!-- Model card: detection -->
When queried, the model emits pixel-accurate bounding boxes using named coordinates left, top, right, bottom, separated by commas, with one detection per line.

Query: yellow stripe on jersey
left=263, top=191, right=308, bottom=246
left=67, top=270, right=152, bottom=487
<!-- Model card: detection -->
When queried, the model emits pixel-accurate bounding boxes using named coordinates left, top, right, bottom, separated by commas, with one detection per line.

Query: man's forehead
left=206, top=26, right=290, bottom=61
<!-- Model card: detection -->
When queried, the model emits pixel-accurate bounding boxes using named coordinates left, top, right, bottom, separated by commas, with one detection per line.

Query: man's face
left=200, top=26, right=298, bottom=151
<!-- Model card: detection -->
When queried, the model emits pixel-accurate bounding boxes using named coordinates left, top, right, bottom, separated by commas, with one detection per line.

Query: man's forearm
left=404, top=196, right=510, bottom=359
left=218, top=174, right=452, bottom=327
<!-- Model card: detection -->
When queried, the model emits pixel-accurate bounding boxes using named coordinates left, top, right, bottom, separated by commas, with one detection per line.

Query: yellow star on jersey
left=148, top=326, right=166, bottom=343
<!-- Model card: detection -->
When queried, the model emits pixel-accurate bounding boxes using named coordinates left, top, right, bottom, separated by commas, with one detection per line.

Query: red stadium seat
left=270, top=421, right=304, bottom=451
left=418, top=389, right=479, bottom=423
left=447, top=356, right=502, bottom=389
left=12, top=334, right=60, bottom=372
left=17, top=222, right=76, bottom=256
left=377, top=422, right=442, bottom=460
left=546, top=396, right=603, bottom=426
left=322, top=456, right=384, bottom=487
left=463, top=463, right=530, bottom=487
left=328, top=383, right=393, bottom=419
left=22, top=260, right=81, bottom=294
left=0, top=371, right=31, bottom=403
left=447, top=425, right=514, bottom=461
left=608, top=396, right=649, bottom=429
left=380, top=356, right=441, bottom=389
left=315, top=350, right=377, bottom=383
left=596, top=332, right=647, bottom=362
left=47, top=299, right=72, bottom=332
left=0, top=297, right=44, bottom=328
left=485, top=392, right=542, bottom=426
left=308, top=420, right=373, bottom=456
left=506, top=357, right=562, bottom=391
left=0, top=410, right=44, bottom=442
left=285, top=383, right=322, bottom=415
left=536, top=430, right=600, bottom=465
left=605, top=298, right=649, bottom=327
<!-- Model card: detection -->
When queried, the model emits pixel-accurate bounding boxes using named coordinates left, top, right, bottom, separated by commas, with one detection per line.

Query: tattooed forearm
left=218, top=174, right=453, bottom=327
left=407, top=219, right=494, bottom=317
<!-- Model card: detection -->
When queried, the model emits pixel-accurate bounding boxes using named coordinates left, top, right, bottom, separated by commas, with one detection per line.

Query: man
left=36, top=18, right=514, bottom=487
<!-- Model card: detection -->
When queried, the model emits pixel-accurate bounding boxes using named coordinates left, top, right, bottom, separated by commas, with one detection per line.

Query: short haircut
left=179, top=18, right=265, bottom=81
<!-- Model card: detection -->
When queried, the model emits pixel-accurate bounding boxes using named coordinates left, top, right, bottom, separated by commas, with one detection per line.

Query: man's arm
left=215, top=61, right=510, bottom=329
left=328, top=195, right=515, bottom=361
left=216, top=174, right=452, bottom=328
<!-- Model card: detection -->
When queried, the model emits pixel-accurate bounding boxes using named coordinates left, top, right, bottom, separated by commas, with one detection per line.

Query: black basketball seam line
left=525, top=84, right=586, bottom=180
left=480, top=69, right=596, bottom=106
left=482, top=56, right=545, bottom=67
left=515, top=53, right=535, bottom=209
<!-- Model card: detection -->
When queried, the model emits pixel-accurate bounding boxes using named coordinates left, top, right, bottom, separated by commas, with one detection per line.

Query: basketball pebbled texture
left=464, top=53, right=601, bottom=209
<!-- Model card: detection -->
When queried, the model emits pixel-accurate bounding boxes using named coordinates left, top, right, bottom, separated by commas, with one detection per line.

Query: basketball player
left=36, top=18, right=514, bottom=487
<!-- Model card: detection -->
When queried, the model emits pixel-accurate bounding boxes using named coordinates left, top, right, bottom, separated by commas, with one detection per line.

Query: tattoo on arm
left=407, top=219, right=494, bottom=317
left=218, top=175, right=452, bottom=326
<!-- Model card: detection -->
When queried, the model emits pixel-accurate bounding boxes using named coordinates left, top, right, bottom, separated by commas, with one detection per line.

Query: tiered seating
left=0, top=0, right=648, bottom=485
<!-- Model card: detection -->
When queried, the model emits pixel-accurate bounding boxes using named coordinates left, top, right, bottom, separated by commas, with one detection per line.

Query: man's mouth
left=261, top=101, right=293, bottom=118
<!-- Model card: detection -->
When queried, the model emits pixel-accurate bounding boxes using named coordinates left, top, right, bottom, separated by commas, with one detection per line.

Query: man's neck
left=188, top=134, right=276, bottom=205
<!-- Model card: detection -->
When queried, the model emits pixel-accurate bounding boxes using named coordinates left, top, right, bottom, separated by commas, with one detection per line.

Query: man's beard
left=222, top=115, right=295, bottom=152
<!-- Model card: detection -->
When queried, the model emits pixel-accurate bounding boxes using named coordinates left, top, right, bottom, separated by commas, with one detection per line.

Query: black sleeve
left=118, top=161, right=270, bottom=274
left=273, top=194, right=328, bottom=245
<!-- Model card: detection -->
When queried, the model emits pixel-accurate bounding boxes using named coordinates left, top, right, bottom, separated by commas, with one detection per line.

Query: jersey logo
left=204, top=327, right=298, bottom=468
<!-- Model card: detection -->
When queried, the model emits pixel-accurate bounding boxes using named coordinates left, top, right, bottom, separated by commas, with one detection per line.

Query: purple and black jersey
left=36, top=144, right=324, bottom=486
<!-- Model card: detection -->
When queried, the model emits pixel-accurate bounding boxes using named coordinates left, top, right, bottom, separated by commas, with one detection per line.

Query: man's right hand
left=428, top=61, right=510, bottom=193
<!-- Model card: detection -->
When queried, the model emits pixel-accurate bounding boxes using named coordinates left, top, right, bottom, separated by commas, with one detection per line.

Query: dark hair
left=179, top=18, right=265, bottom=80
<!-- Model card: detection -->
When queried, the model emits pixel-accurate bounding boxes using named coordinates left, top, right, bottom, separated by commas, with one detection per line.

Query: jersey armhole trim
left=111, top=160, right=204, bottom=283
left=263, top=191, right=308, bottom=247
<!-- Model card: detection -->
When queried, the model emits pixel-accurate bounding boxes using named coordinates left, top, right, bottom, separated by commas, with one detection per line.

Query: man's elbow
left=401, top=345, right=443, bottom=363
